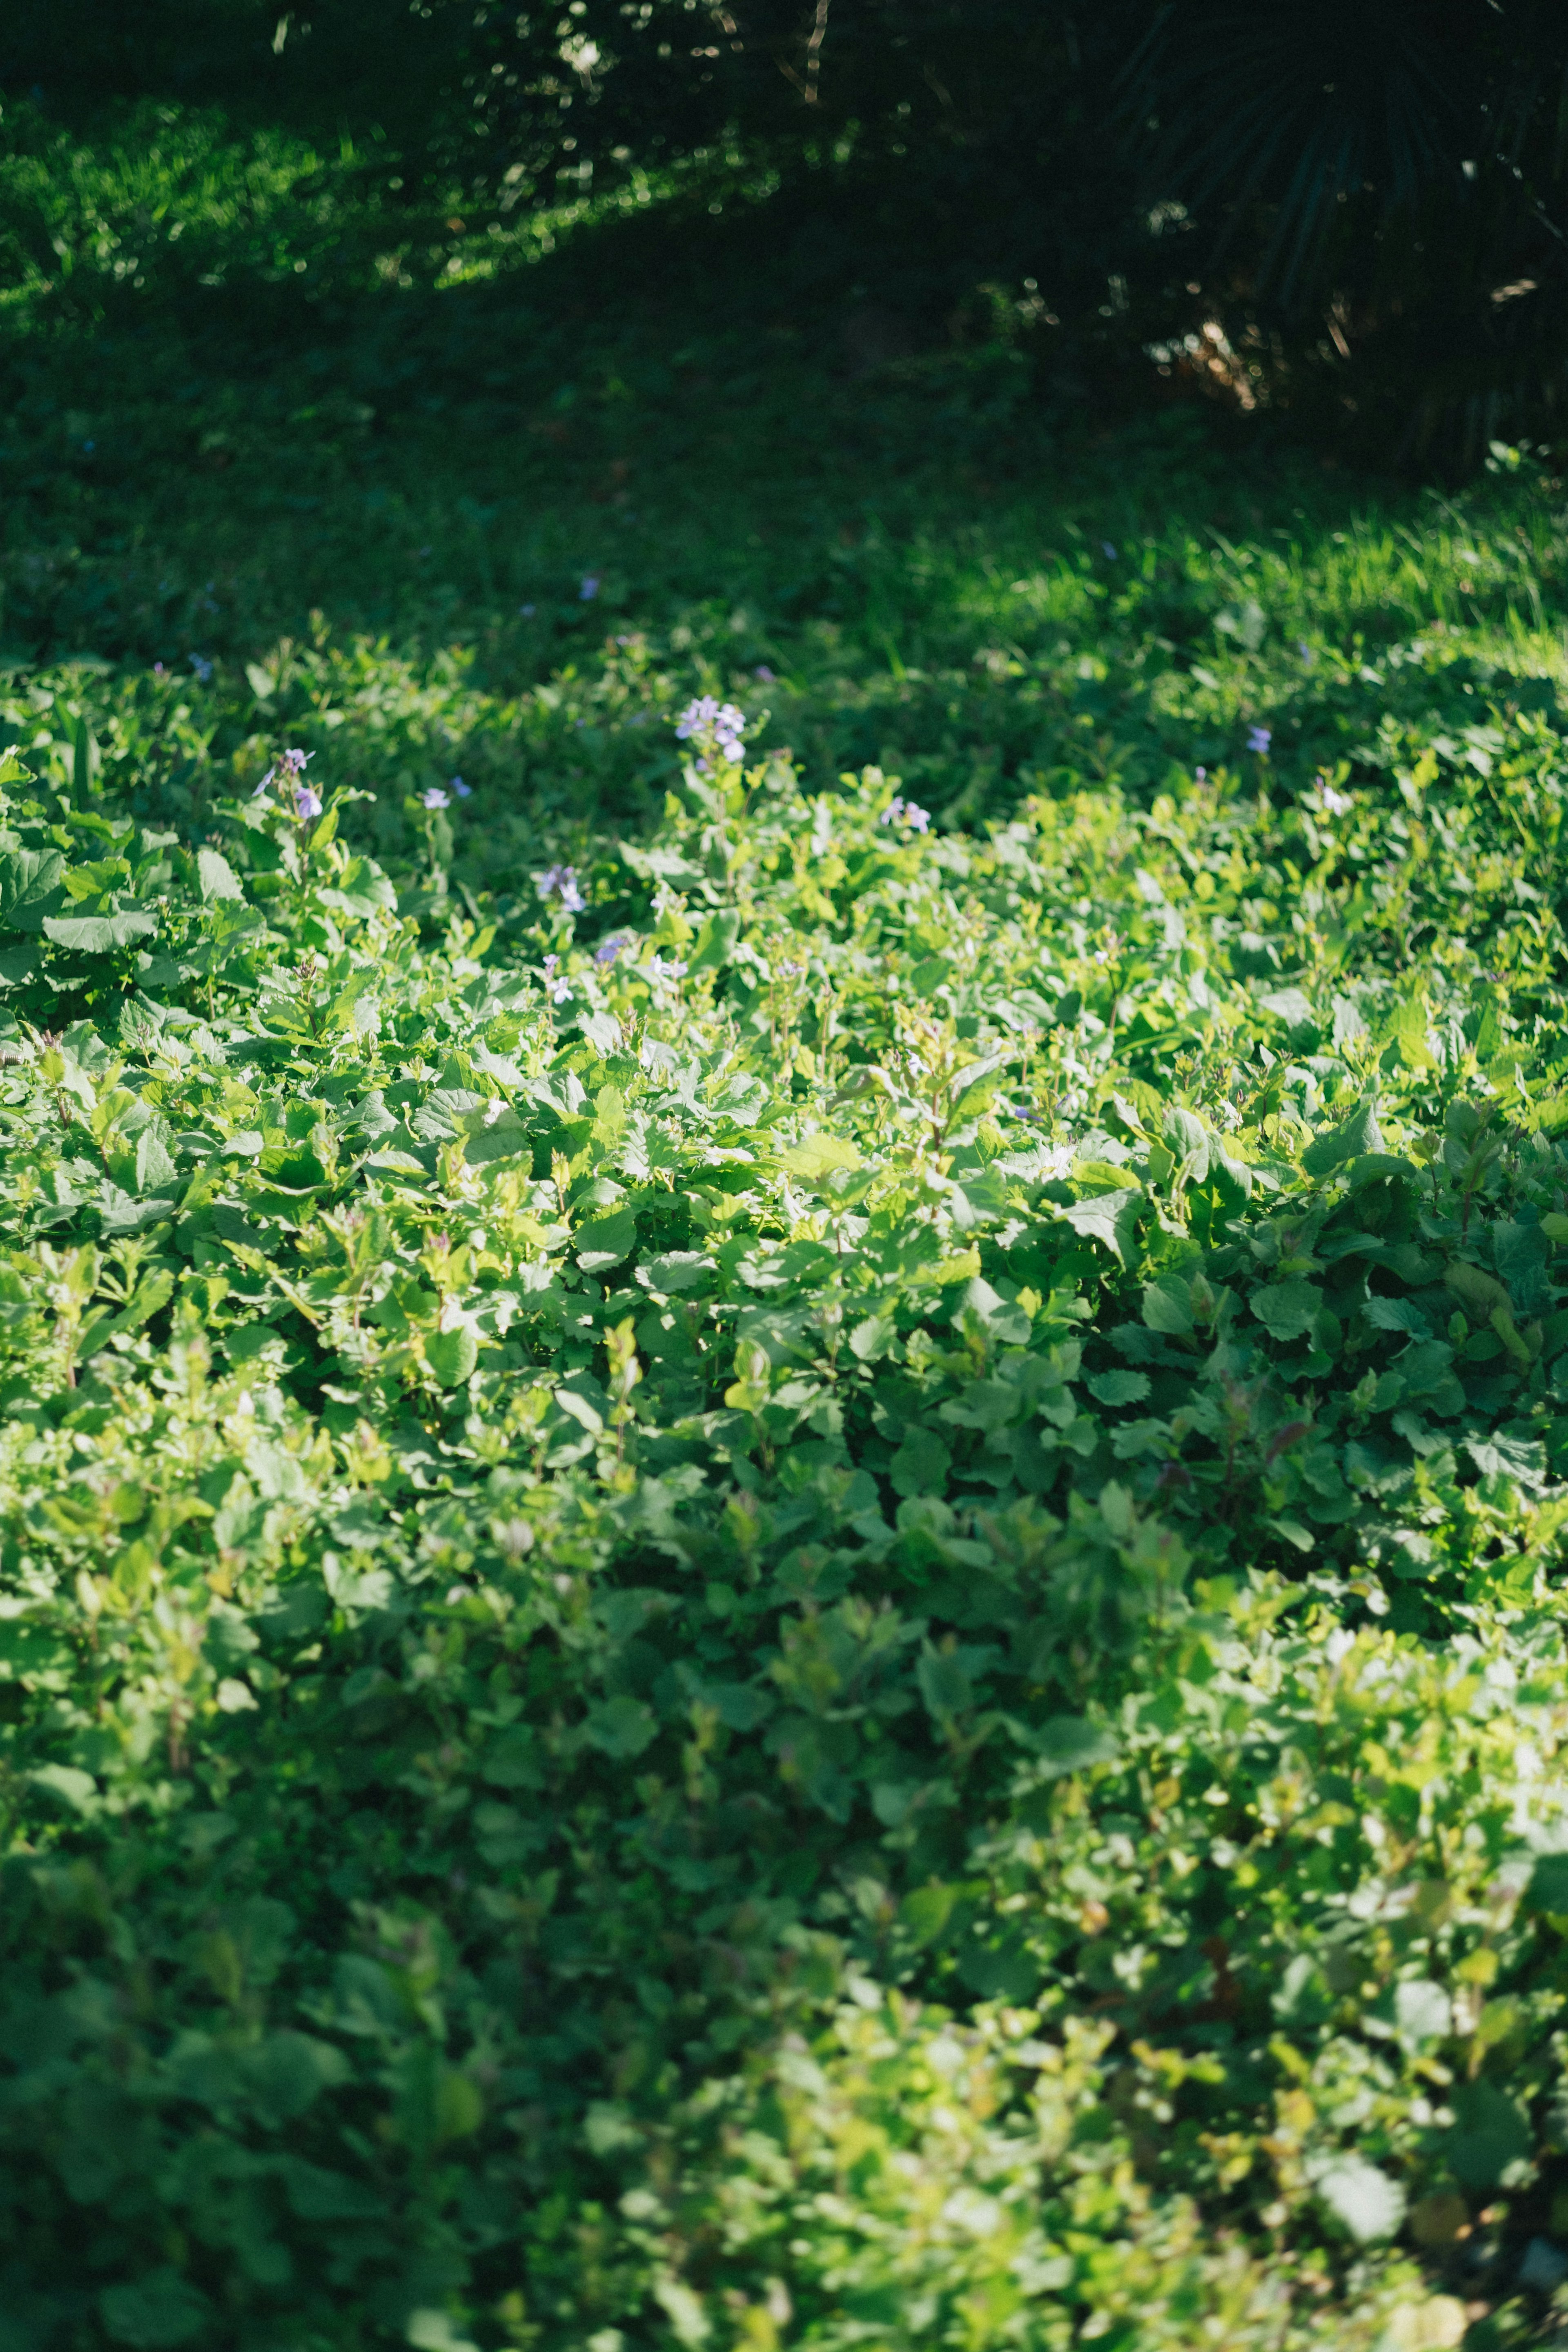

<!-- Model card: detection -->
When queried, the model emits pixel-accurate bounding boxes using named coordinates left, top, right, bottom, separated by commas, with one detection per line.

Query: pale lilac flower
left=595, top=933, right=629, bottom=968
left=295, top=785, right=323, bottom=820
left=1101, top=541, right=1117, bottom=560
left=191, top=655, right=214, bottom=684
left=451, top=775, right=471, bottom=797
left=1247, top=725, right=1272, bottom=755
left=254, top=770, right=276, bottom=798
left=650, top=954, right=688, bottom=983
left=153, top=662, right=166, bottom=677
left=754, top=664, right=776, bottom=682
left=541, top=954, right=571, bottom=1003
left=538, top=864, right=586, bottom=913
left=281, top=748, right=310, bottom=774
left=579, top=575, right=600, bottom=600
left=675, top=697, right=746, bottom=764
left=1308, top=778, right=1354, bottom=818
left=880, top=797, right=930, bottom=833
left=423, top=786, right=450, bottom=810
left=1194, top=766, right=1206, bottom=780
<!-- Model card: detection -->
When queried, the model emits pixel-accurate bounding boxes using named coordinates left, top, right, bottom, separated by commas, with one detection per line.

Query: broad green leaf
left=1142, top=1276, right=1193, bottom=1336
left=575, top=1205, right=638, bottom=1270
left=780, top=1132, right=861, bottom=1180
left=1301, top=1097, right=1383, bottom=1176
left=196, top=847, right=244, bottom=902
left=1250, top=1280, right=1321, bottom=1341
left=426, top=1323, right=479, bottom=1387
left=1447, top=2081, right=1531, bottom=2189
left=889, top=1426, right=951, bottom=1499
left=99, top=2272, right=212, bottom=2349
left=44, top=906, right=159, bottom=952
left=1059, top=1186, right=1140, bottom=1262
left=1312, top=2156, right=1405, bottom=2243
left=0, top=845, right=64, bottom=932
left=584, top=1695, right=659, bottom=1759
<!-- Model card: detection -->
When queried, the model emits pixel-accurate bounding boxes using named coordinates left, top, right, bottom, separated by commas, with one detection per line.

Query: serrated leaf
left=780, top=1132, right=861, bottom=1180
left=1250, top=1280, right=1321, bottom=1341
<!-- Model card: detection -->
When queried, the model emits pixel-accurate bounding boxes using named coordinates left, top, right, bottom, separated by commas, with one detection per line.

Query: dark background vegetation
left=6, top=0, right=1568, bottom=472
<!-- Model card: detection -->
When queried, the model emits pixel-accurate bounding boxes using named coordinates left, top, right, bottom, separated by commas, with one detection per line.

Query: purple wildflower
left=190, top=655, right=214, bottom=684
left=451, top=775, right=472, bottom=798
left=153, top=662, right=166, bottom=677
left=295, top=785, right=323, bottom=820
left=880, top=798, right=930, bottom=833
left=423, top=786, right=450, bottom=810
left=1101, top=541, right=1117, bottom=560
left=253, top=771, right=275, bottom=798
left=1247, top=725, right=1272, bottom=755
left=538, top=864, right=586, bottom=914
left=579, top=575, right=600, bottom=600
left=754, top=664, right=776, bottom=682
left=675, top=697, right=746, bottom=764
left=1194, top=766, right=1207, bottom=781
left=281, top=748, right=310, bottom=774
left=650, top=954, right=688, bottom=984
left=541, top=953, right=571, bottom=1003
left=595, top=933, right=628, bottom=968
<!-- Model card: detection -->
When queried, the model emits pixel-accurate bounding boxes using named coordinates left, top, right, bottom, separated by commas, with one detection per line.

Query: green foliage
left=1, top=650, right=1568, bottom=2344
left=10, top=74, right=1568, bottom=2352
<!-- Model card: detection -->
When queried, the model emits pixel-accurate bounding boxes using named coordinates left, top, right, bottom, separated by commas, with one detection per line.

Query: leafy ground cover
left=7, top=87, right=1568, bottom=2352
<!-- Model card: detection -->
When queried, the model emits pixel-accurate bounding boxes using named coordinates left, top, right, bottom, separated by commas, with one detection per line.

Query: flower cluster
left=254, top=747, right=321, bottom=820
left=537, top=864, right=586, bottom=913
left=675, top=697, right=746, bottom=768
left=541, top=954, right=570, bottom=1003
left=879, top=796, right=931, bottom=833
left=1247, top=725, right=1272, bottom=755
